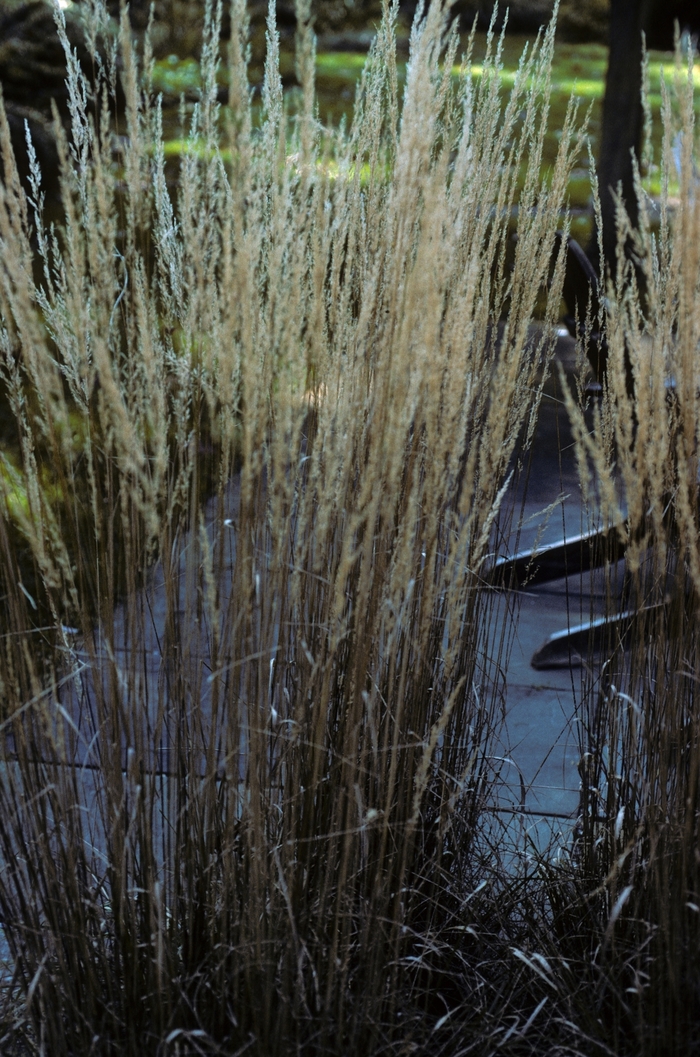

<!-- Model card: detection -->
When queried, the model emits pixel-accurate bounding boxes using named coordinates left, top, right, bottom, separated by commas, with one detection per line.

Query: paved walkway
left=489, top=327, right=616, bottom=847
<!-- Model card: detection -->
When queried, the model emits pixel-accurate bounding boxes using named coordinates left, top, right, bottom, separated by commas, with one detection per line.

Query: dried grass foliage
left=0, top=0, right=698, bottom=1053
left=548, top=46, right=700, bottom=1056
left=0, top=1, right=583, bottom=1051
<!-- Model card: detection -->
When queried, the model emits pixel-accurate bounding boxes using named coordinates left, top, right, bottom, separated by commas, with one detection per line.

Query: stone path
left=489, top=327, right=616, bottom=848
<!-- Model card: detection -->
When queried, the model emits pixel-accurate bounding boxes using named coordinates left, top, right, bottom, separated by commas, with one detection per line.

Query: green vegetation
left=151, top=28, right=700, bottom=241
left=151, top=53, right=204, bottom=95
left=0, top=0, right=698, bottom=1054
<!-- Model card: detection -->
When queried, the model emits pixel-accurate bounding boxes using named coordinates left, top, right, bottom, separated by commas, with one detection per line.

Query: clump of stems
left=0, top=0, right=589, bottom=1052
left=547, top=43, right=700, bottom=1057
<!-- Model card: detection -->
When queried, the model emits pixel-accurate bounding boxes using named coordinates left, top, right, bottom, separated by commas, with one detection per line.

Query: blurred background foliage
left=100, top=0, right=695, bottom=56
left=0, top=0, right=698, bottom=262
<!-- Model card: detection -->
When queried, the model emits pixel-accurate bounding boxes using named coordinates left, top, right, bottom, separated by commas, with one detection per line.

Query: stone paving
left=489, top=327, right=615, bottom=846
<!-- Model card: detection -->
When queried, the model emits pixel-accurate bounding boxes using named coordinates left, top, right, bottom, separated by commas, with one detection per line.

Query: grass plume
left=11, top=1, right=700, bottom=1053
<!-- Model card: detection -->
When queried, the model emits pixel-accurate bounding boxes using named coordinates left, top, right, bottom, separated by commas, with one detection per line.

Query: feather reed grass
left=539, top=42, right=700, bottom=1057
left=0, top=0, right=587, bottom=1052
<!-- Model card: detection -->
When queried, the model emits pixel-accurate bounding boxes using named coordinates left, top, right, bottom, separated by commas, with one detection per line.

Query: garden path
left=51, top=326, right=610, bottom=839
left=490, top=327, right=618, bottom=850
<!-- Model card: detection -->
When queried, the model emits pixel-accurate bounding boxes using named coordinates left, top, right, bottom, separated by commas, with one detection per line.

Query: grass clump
left=536, top=48, right=700, bottom=1057
left=0, top=0, right=586, bottom=1052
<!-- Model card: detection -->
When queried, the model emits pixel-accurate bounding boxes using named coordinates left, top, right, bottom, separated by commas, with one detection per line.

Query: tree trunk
left=591, top=0, right=653, bottom=274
